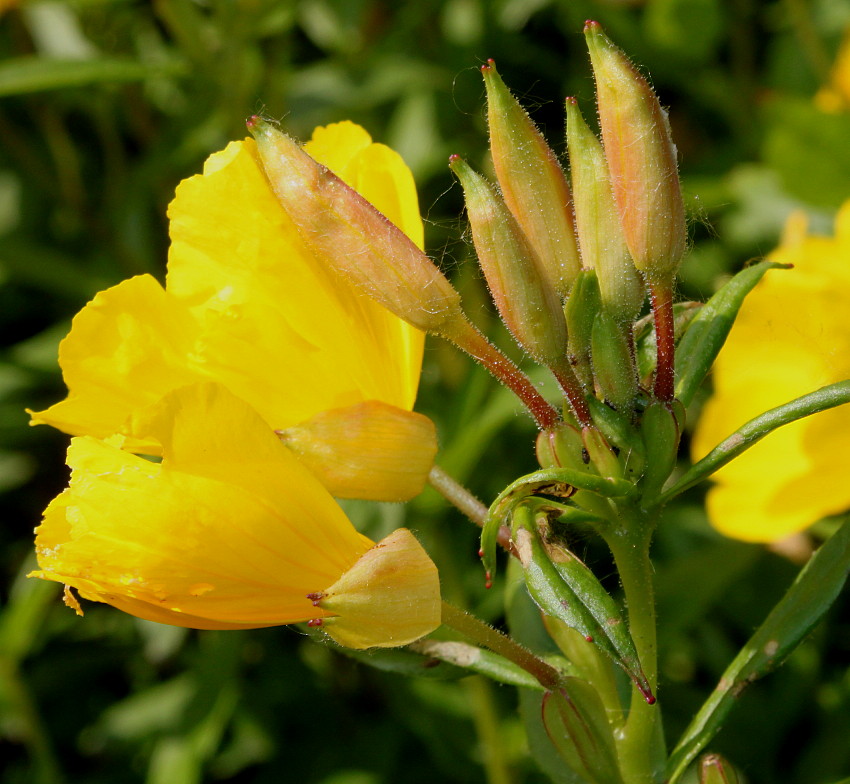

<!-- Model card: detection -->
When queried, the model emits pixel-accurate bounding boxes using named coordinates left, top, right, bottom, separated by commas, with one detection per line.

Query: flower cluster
left=29, top=122, right=442, bottom=648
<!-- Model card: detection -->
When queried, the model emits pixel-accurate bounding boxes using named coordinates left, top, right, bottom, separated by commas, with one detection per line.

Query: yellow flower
left=692, top=202, right=850, bottom=542
left=29, top=122, right=436, bottom=502
left=816, top=27, right=850, bottom=113
left=30, top=382, right=442, bottom=649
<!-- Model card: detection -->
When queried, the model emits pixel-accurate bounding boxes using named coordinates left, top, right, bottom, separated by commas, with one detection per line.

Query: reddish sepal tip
left=477, top=548, right=484, bottom=558
left=448, top=153, right=460, bottom=162
left=480, top=63, right=491, bottom=73
left=583, top=19, right=600, bottom=32
left=306, top=618, right=323, bottom=628
left=246, top=115, right=260, bottom=129
left=584, top=635, right=594, bottom=643
left=646, top=695, right=657, bottom=705
left=566, top=96, right=577, bottom=105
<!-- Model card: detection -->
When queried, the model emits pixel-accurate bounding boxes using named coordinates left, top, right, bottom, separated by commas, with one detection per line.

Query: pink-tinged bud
left=584, top=22, right=687, bottom=284
left=482, top=60, right=581, bottom=298
left=449, top=154, right=568, bottom=365
left=247, top=117, right=463, bottom=333
left=565, top=97, right=645, bottom=323
left=314, top=528, right=442, bottom=649
left=278, top=401, right=437, bottom=502
left=699, top=754, right=740, bottom=784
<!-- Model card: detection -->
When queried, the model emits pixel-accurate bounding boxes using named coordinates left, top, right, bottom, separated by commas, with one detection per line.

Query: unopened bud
left=449, top=155, right=567, bottom=365
left=279, top=401, right=438, bottom=502
left=590, top=308, right=638, bottom=411
left=584, top=21, right=687, bottom=284
left=536, top=424, right=589, bottom=473
left=482, top=60, right=581, bottom=297
left=640, top=400, right=682, bottom=501
left=248, top=117, right=463, bottom=333
left=314, top=528, right=441, bottom=649
left=563, top=269, right=600, bottom=389
left=699, top=753, right=740, bottom=784
left=565, top=97, right=645, bottom=323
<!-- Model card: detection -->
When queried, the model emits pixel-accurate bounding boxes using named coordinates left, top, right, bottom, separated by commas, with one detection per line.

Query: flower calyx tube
left=248, top=116, right=465, bottom=335
left=583, top=20, right=686, bottom=286
left=564, top=96, right=645, bottom=325
left=278, top=401, right=438, bottom=502
left=482, top=59, right=581, bottom=298
left=449, top=154, right=567, bottom=367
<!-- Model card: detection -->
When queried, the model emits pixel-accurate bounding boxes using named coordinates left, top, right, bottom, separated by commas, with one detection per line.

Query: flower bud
left=536, top=424, right=589, bottom=473
left=278, top=401, right=438, bottom=502
left=312, top=528, right=441, bottom=649
left=565, top=97, right=645, bottom=323
left=449, top=154, right=568, bottom=365
left=699, top=754, right=740, bottom=784
left=563, top=269, right=601, bottom=389
left=482, top=60, right=581, bottom=297
left=584, top=21, right=687, bottom=284
left=248, top=116, right=464, bottom=333
left=591, top=308, right=639, bottom=411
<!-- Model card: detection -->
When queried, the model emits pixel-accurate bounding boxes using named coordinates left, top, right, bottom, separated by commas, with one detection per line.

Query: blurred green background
left=2, top=0, right=850, bottom=782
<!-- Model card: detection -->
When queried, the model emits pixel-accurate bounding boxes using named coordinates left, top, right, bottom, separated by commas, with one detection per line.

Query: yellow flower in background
left=816, top=27, right=850, bottom=112
left=30, top=383, right=442, bottom=649
left=29, top=122, right=436, bottom=502
left=692, top=202, right=850, bottom=542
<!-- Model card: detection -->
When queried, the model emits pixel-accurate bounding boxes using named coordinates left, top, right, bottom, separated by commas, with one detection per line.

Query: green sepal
left=674, top=261, right=788, bottom=407
left=591, top=308, right=639, bottom=411
left=481, top=466, right=636, bottom=579
left=582, top=426, right=623, bottom=481
left=542, top=681, right=626, bottom=784
left=639, top=401, right=681, bottom=503
left=513, top=508, right=654, bottom=703
left=666, top=516, right=850, bottom=783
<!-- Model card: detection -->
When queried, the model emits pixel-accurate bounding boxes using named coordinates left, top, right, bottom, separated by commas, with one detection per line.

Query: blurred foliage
left=1, top=0, right=850, bottom=782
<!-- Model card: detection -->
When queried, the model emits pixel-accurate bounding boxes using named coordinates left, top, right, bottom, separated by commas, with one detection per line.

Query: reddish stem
left=649, top=281, right=675, bottom=402
left=443, top=318, right=561, bottom=430
left=551, top=360, right=593, bottom=428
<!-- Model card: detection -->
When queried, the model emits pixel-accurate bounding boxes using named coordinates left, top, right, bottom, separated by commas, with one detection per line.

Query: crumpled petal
left=692, top=202, right=850, bottom=541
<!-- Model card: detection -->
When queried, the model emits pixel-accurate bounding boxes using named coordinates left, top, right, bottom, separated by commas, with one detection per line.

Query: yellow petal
left=279, top=400, right=438, bottom=502
left=34, top=126, right=426, bottom=439
left=317, top=528, right=442, bottom=649
left=32, top=383, right=371, bottom=627
left=692, top=203, right=850, bottom=541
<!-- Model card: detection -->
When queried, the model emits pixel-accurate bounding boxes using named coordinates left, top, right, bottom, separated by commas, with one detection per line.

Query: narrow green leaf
left=513, top=508, right=654, bottom=703
left=0, top=56, right=173, bottom=96
left=674, top=261, right=787, bottom=407
left=658, top=380, right=850, bottom=506
left=409, top=639, right=549, bottom=690
left=666, top=517, right=850, bottom=782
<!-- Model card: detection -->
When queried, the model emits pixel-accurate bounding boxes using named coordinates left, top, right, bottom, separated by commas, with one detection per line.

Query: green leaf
left=658, top=380, right=850, bottom=505
left=0, top=56, right=172, bottom=96
left=481, top=466, right=636, bottom=578
left=513, top=508, right=654, bottom=704
left=666, top=516, right=850, bottom=783
left=674, top=261, right=787, bottom=407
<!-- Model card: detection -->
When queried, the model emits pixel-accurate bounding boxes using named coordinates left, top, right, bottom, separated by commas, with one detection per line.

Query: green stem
left=465, top=676, right=516, bottom=784
left=606, top=508, right=662, bottom=784
left=428, top=465, right=488, bottom=525
left=441, top=601, right=562, bottom=690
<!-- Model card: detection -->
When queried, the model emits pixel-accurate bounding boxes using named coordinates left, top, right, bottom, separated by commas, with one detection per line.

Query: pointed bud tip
left=566, top=96, right=577, bottom=106
left=584, top=19, right=600, bottom=32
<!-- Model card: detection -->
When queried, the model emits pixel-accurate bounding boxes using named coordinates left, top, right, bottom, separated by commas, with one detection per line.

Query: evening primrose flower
left=692, top=202, right=850, bottom=542
left=30, top=382, right=442, bottom=649
left=29, top=122, right=436, bottom=502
